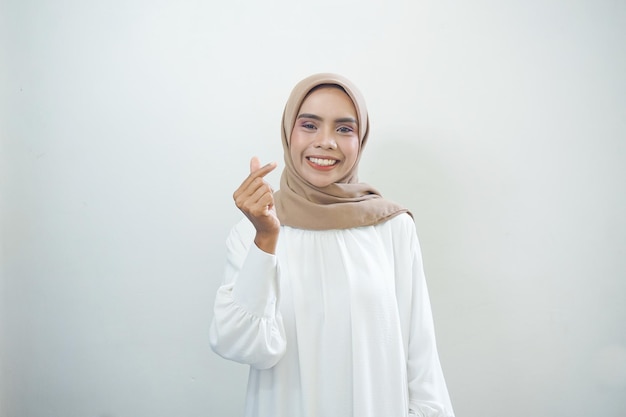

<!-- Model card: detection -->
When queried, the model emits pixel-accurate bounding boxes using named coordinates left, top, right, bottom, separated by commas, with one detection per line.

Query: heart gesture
left=233, top=157, right=280, bottom=253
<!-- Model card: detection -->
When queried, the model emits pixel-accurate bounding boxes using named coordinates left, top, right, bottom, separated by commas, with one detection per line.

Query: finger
left=250, top=156, right=261, bottom=173
left=257, top=192, right=275, bottom=211
left=245, top=161, right=277, bottom=186
left=248, top=192, right=275, bottom=218
left=253, top=160, right=277, bottom=176
left=234, top=178, right=272, bottom=209
left=235, top=172, right=273, bottom=200
left=234, top=160, right=277, bottom=203
left=241, top=188, right=274, bottom=217
left=254, top=181, right=274, bottom=201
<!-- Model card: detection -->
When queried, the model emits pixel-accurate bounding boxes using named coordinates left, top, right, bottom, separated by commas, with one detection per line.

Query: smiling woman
left=209, top=73, right=455, bottom=417
left=289, top=86, right=360, bottom=188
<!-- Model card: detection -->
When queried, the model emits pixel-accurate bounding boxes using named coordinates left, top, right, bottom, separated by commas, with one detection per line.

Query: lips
left=307, top=156, right=338, bottom=167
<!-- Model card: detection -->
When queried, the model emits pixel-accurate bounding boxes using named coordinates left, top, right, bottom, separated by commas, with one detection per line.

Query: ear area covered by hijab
left=274, top=73, right=411, bottom=230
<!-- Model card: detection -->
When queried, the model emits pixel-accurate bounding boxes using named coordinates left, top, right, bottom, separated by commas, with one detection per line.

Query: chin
left=306, top=178, right=335, bottom=188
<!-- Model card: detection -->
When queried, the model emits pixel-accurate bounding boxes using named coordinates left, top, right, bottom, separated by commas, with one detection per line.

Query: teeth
left=308, top=157, right=337, bottom=166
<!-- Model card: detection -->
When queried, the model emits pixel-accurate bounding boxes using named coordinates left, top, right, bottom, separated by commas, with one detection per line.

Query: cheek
left=343, top=138, right=360, bottom=167
left=289, top=133, right=304, bottom=162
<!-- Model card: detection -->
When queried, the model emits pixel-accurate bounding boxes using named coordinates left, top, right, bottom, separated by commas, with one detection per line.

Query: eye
left=301, top=122, right=317, bottom=130
left=337, top=126, right=354, bottom=134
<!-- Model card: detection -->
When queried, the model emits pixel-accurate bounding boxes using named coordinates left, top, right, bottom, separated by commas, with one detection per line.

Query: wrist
left=254, top=231, right=278, bottom=254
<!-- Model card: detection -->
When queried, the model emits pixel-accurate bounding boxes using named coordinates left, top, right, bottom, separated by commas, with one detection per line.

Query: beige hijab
left=274, top=73, right=410, bottom=230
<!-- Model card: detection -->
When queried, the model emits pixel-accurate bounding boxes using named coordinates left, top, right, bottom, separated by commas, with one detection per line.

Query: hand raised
left=233, top=157, right=280, bottom=253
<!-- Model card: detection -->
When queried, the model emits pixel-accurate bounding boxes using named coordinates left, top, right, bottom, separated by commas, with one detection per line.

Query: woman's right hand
left=233, top=157, right=280, bottom=254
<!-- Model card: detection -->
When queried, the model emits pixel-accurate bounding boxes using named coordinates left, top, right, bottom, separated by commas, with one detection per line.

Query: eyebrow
left=297, top=113, right=357, bottom=124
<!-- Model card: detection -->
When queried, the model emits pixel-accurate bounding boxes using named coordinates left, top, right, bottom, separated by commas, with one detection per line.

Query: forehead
left=299, top=86, right=357, bottom=114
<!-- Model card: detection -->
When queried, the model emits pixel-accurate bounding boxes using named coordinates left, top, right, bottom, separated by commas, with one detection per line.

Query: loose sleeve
left=209, top=219, right=286, bottom=370
left=394, top=216, right=455, bottom=417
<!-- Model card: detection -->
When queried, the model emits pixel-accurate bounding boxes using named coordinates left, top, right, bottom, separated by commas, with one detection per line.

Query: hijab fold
left=274, top=73, right=410, bottom=230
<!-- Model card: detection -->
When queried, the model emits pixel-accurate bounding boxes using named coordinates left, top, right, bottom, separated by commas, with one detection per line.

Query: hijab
left=273, top=73, right=410, bottom=230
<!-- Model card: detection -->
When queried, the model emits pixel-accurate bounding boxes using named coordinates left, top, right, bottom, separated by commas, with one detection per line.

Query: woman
left=209, top=73, right=454, bottom=417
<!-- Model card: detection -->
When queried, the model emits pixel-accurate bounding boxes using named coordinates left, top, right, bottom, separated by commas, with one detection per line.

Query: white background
left=1, top=0, right=625, bottom=416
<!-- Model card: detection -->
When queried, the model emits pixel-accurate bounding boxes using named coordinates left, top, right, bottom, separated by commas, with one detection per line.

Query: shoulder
left=378, top=212, right=416, bottom=235
left=374, top=212, right=419, bottom=252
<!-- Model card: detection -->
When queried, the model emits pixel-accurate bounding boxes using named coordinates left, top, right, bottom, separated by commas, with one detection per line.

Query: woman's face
left=289, top=86, right=360, bottom=188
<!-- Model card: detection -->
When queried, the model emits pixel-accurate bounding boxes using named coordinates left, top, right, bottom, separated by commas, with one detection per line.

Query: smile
left=307, top=157, right=338, bottom=167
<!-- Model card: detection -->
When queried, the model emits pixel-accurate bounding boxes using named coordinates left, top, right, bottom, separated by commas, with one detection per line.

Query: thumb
left=250, top=156, right=261, bottom=173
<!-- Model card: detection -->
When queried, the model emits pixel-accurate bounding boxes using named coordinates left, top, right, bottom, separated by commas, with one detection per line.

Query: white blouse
left=210, top=213, right=454, bottom=417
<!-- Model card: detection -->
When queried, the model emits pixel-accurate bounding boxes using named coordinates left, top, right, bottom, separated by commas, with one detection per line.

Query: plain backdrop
left=1, top=0, right=625, bottom=416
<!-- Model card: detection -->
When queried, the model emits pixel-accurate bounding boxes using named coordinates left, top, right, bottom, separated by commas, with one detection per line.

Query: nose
left=315, top=130, right=338, bottom=150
